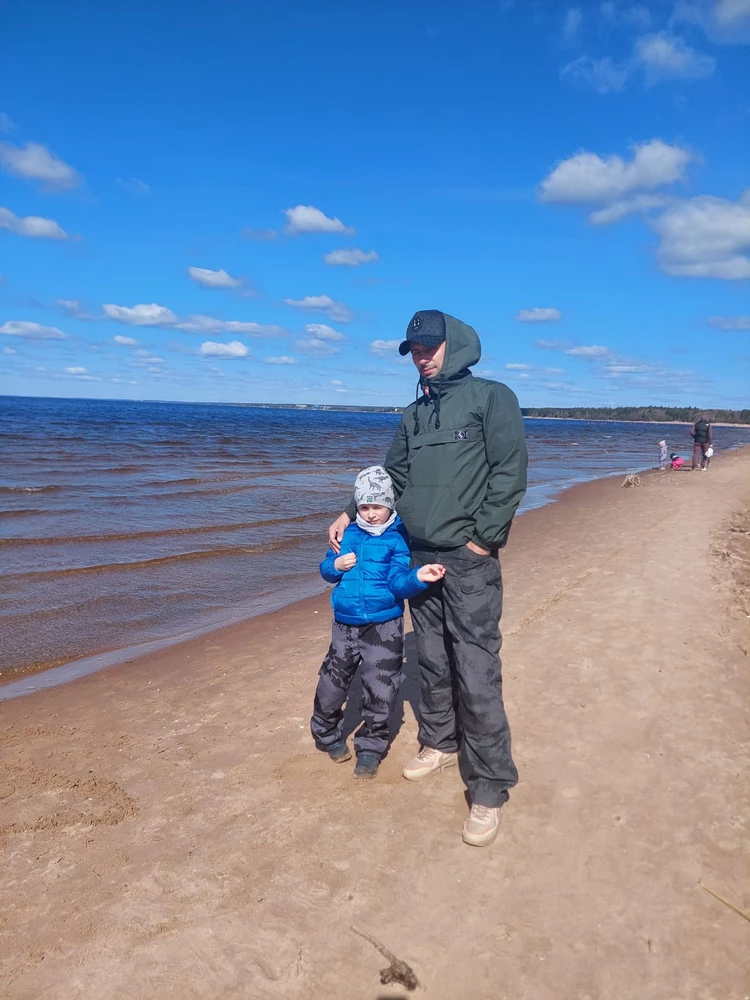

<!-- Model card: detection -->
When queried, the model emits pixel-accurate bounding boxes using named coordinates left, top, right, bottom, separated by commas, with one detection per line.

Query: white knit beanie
left=354, top=466, right=395, bottom=509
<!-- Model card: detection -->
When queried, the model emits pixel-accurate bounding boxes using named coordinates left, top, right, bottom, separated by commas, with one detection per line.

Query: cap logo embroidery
left=411, top=314, right=423, bottom=332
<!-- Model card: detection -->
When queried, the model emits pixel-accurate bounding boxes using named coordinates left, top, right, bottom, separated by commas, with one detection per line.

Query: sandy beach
left=2, top=451, right=749, bottom=999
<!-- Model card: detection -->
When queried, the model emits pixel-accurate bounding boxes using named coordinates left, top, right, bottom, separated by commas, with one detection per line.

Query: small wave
left=0, top=485, right=63, bottom=494
left=0, top=508, right=47, bottom=518
left=4, top=537, right=308, bottom=581
left=0, top=512, right=333, bottom=546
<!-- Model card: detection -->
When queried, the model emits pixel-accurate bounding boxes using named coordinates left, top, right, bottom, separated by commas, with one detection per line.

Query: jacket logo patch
left=453, top=429, right=469, bottom=441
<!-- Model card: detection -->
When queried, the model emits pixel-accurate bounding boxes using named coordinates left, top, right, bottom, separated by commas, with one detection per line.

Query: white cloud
left=114, top=335, right=139, bottom=345
left=600, top=3, right=652, bottom=27
left=187, top=266, right=242, bottom=289
left=133, top=350, right=165, bottom=364
left=0, top=113, right=14, bottom=132
left=370, top=339, right=401, bottom=357
left=675, top=0, right=750, bottom=41
left=3, top=346, right=17, bottom=354
left=117, top=177, right=150, bottom=194
left=562, top=7, right=583, bottom=44
left=563, top=25, right=715, bottom=92
left=61, top=370, right=100, bottom=381
left=707, top=315, right=750, bottom=330
left=650, top=190, right=750, bottom=279
left=634, top=33, right=715, bottom=83
left=295, top=337, right=341, bottom=357
left=714, top=0, right=750, bottom=26
left=100, top=304, right=283, bottom=336
left=103, top=303, right=179, bottom=326
left=603, top=363, right=654, bottom=373
left=535, top=339, right=568, bottom=350
left=283, top=294, right=353, bottom=323
left=324, top=248, right=379, bottom=267
left=0, top=142, right=80, bottom=190
left=55, top=298, right=94, bottom=319
left=0, top=321, right=67, bottom=340
left=0, top=206, right=69, bottom=239
left=589, top=192, right=671, bottom=225
left=198, top=340, right=250, bottom=358
left=561, top=55, right=630, bottom=93
left=175, top=314, right=285, bottom=337
left=304, top=323, right=346, bottom=342
left=283, top=205, right=354, bottom=236
left=264, top=355, right=298, bottom=364
left=515, top=307, right=562, bottom=322
left=242, top=227, right=278, bottom=241
left=564, top=345, right=610, bottom=356
left=505, top=363, right=534, bottom=370
left=540, top=139, right=693, bottom=204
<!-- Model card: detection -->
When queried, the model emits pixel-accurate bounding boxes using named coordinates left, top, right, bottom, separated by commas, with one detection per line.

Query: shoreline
left=0, top=463, right=663, bottom=699
left=2, top=447, right=747, bottom=999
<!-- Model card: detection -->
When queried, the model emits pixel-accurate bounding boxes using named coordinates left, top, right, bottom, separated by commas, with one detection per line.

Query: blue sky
left=1, top=0, right=749, bottom=408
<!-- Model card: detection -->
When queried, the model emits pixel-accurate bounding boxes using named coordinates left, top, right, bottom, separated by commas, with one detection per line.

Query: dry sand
left=2, top=453, right=749, bottom=1000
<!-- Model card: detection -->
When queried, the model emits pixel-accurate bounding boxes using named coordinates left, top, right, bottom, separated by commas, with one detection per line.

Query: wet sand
left=2, top=453, right=749, bottom=999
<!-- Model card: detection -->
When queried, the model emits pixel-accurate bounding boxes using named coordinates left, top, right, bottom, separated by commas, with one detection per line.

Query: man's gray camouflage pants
left=410, top=545, right=518, bottom=807
left=310, top=617, right=403, bottom=758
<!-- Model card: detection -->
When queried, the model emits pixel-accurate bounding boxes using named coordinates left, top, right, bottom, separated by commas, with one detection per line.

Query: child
left=311, top=466, right=445, bottom=779
left=659, top=440, right=668, bottom=470
left=670, top=452, right=684, bottom=470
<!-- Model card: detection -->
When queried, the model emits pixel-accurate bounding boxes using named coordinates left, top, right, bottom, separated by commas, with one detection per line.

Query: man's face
left=409, top=341, right=446, bottom=379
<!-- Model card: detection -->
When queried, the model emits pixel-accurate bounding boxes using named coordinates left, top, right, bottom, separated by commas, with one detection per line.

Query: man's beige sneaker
left=402, top=746, right=457, bottom=781
left=462, top=804, right=502, bottom=847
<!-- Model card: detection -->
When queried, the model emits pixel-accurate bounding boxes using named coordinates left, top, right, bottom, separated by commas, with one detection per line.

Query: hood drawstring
left=433, top=374, right=443, bottom=430
left=413, top=374, right=444, bottom=434
left=413, top=379, right=421, bottom=435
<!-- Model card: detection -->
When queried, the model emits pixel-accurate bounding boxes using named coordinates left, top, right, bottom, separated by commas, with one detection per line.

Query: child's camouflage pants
left=311, top=617, right=403, bottom=758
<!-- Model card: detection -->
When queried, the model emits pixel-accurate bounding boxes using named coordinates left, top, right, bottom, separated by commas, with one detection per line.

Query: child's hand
left=417, top=563, right=446, bottom=584
left=334, top=553, right=357, bottom=572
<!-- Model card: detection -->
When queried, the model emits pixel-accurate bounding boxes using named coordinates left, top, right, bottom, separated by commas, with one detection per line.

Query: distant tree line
left=519, top=407, right=750, bottom=424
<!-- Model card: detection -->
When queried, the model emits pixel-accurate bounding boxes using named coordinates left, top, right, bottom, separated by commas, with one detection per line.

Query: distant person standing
left=690, top=414, right=713, bottom=471
left=658, top=440, right=668, bottom=470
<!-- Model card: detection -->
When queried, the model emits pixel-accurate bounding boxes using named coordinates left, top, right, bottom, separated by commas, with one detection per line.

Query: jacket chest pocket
left=407, top=425, right=483, bottom=486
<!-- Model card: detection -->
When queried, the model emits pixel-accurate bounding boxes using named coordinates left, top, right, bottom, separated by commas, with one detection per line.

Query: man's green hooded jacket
left=350, top=312, right=528, bottom=551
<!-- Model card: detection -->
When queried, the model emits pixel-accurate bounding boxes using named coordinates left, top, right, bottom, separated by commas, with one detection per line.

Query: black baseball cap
left=398, top=310, right=447, bottom=356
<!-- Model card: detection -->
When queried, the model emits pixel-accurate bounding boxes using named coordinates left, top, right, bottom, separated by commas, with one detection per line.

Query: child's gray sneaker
left=353, top=751, right=380, bottom=779
left=327, top=740, right=352, bottom=763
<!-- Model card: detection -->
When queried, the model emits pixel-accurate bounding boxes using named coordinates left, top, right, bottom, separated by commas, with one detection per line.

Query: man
left=690, top=413, right=713, bottom=471
left=329, top=310, right=527, bottom=846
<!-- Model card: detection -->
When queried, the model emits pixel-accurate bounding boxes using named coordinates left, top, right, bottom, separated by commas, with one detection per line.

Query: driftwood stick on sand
left=351, top=925, right=421, bottom=991
left=699, top=882, right=750, bottom=923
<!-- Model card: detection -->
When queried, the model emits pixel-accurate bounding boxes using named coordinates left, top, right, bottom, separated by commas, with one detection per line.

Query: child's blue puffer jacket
left=320, top=517, right=427, bottom=626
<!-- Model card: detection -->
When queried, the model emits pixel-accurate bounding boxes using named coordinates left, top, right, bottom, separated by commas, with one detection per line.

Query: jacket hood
left=440, top=312, right=481, bottom=379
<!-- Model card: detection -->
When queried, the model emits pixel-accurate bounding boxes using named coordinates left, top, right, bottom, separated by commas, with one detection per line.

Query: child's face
left=358, top=503, right=391, bottom=525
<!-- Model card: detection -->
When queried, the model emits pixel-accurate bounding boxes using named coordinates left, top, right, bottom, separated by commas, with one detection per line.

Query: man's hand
left=328, top=512, right=351, bottom=554
left=417, top=563, right=446, bottom=584
left=334, top=552, right=357, bottom=572
left=466, top=540, right=491, bottom=556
